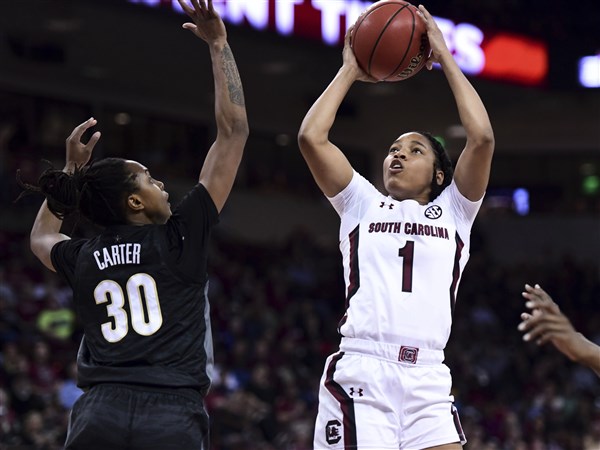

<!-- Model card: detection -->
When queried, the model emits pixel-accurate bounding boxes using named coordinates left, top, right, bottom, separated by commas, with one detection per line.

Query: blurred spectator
left=57, top=361, right=83, bottom=411
left=35, top=295, right=75, bottom=344
left=18, top=409, right=60, bottom=450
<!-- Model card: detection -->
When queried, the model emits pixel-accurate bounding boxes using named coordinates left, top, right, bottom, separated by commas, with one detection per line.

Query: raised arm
left=297, top=28, right=374, bottom=198
left=519, top=284, right=600, bottom=377
left=178, top=0, right=249, bottom=213
left=419, top=5, right=494, bottom=201
left=29, top=118, right=101, bottom=271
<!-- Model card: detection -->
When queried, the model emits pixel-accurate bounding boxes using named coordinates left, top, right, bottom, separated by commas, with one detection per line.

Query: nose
left=392, top=149, right=407, bottom=160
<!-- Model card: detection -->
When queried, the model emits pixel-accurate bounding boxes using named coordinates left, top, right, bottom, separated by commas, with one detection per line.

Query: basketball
left=351, top=0, right=431, bottom=82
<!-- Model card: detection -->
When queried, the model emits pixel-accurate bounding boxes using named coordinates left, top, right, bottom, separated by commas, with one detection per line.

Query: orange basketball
left=351, top=0, right=431, bottom=82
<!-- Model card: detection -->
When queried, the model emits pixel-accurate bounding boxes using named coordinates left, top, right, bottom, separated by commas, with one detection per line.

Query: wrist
left=437, top=50, right=456, bottom=67
left=209, top=38, right=228, bottom=51
left=338, top=65, right=360, bottom=83
left=576, top=333, right=600, bottom=364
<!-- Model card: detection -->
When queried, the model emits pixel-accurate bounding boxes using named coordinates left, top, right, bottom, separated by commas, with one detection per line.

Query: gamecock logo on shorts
left=326, top=419, right=342, bottom=444
left=399, top=346, right=419, bottom=364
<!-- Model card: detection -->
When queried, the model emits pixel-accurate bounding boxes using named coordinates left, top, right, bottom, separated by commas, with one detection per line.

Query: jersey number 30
left=94, top=273, right=163, bottom=343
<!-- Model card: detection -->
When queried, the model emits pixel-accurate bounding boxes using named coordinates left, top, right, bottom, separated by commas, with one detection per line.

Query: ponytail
left=17, top=158, right=138, bottom=227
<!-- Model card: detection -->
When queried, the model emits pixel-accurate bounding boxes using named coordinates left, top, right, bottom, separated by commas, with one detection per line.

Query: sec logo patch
left=424, top=205, right=442, bottom=219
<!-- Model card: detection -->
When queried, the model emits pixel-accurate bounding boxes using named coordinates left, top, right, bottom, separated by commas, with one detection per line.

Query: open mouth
left=389, top=161, right=403, bottom=172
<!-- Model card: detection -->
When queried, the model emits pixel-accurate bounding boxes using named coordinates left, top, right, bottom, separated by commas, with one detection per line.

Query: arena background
left=0, top=0, right=598, bottom=448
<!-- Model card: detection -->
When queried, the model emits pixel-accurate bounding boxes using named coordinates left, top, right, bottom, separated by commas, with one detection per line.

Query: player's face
left=382, top=132, right=443, bottom=204
left=125, top=161, right=172, bottom=224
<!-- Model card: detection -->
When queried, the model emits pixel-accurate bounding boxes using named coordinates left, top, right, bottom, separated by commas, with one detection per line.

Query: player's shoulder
left=347, top=171, right=385, bottom=198
left=432, top=180, right=483, bottom=224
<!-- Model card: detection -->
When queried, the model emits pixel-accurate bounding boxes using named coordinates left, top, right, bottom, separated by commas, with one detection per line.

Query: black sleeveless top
left=51, top=183, right=218, bottom=394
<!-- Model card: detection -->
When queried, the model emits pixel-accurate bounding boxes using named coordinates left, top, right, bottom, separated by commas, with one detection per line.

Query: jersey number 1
left=398, top=241, right=414, bottom=292
left=94, top=273, right=164, bottom=343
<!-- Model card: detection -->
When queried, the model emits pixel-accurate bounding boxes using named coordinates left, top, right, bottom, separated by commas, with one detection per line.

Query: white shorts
left=313, top=338, right=466, bottom=450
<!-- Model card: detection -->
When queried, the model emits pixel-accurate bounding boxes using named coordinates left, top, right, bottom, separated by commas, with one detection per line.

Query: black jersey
left=51, top=183, right=218, bottom=393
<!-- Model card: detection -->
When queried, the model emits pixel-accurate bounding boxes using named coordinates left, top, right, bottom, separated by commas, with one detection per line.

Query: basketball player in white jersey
left=298, top=5, right=494, bottom=449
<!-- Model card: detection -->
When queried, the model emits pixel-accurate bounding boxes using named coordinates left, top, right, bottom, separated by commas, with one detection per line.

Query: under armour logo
left=349, top=387, right=363, bottom=397
left=114, top=235, right=122, bottom=243
left=424, top=205, right=442, bottom=219
left=380, top=201, right=394, bottom=209
left=325, top=419, right=342, bottom=444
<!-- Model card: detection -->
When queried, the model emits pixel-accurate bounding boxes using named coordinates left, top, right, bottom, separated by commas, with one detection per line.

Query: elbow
left=483, top=129, right=495, bottom=148
left=231, top=116, right=250, bottom=140
left=297, top=130, right=310, bottom=151
left=29, top=234, right=43, bottom=262
left=29, top=238, right=36, bottom=257
left=235, top=117, right=250, bottom=140
left=222, top=117, right=249, bottom=142
left=297, top=117, right=316, bottom=145
left=298, top=125, right=323, bottom=154
left=297, top=132, right=313, bottom=156
left=471, top=129, right=495, bottom=152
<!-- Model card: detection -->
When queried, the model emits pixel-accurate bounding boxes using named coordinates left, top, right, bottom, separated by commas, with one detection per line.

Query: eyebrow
left=391, top=140, right=427, bottom=149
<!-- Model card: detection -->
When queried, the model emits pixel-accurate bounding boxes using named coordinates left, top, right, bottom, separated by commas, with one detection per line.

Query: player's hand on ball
left=344, top=26, right=378, bottom=83
left=418, top=5, right=448, bottom=70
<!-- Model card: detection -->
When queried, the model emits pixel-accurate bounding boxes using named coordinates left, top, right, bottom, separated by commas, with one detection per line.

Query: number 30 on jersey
left=94, top=273, right=163, bottom=343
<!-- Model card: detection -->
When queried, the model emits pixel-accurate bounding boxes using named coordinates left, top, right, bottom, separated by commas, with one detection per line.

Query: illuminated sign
left=579, top=54, right=600, bottom=88
left=128, top=0, right=548, bottom=86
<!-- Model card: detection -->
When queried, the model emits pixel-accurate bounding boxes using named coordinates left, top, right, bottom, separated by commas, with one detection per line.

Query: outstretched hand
left=518, top=284, right=581, bottom=360
left=417, top=4, right=449, bottom=70
left=65, top=118, right=101, bottom=173
left=177, top=0, right=226, bottom=44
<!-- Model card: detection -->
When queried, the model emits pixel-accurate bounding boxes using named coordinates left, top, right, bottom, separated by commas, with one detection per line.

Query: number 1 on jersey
left=398, top=241, right=414, bottom=292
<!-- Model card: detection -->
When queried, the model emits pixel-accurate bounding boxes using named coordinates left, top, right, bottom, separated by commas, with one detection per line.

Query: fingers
left=85, top=131, right=102, bottom=151
left=182, top=23, right=197, bottom=33
left=68, top=117, right=97, bottom=142
left=177, top=0, right=210, bottom=19
left=519, top=305, right=572, bottom=344
left=418, top=5, right=434, bottom=27
left=345, top=25, right=354, bottom=47
left=191, top=0, right=207, bottom=15
left=417, top=5, right=429, bottom=18
left=522, top=284, right=561, bottom=317
left=176, top=0, right=195, bottom=17
left=523, top=322, right=561, bottom=345
left=526, top=300, right=560, bottom=316
left=522, top=283, right=550, bottom=304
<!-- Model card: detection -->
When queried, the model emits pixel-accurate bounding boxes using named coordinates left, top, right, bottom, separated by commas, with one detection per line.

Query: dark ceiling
left=0, top=0, right=599, bottom=157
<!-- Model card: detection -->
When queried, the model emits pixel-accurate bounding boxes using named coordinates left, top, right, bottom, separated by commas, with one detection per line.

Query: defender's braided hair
left=17, top=158, right=139, bottom=227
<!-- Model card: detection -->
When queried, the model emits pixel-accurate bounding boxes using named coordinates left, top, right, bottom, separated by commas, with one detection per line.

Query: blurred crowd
left=1, top=219, right=599, bottom=449
left=1, top=92, right=599, bottom=449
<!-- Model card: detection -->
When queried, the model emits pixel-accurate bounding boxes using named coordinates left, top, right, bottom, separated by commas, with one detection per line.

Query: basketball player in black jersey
left=21, top=1, right=248, bottom=449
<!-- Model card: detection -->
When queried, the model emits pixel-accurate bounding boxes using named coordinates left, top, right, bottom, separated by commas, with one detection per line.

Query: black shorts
left=65, top=383, right=209, bottom=450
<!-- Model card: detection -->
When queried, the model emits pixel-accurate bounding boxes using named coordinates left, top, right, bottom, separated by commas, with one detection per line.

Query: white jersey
left=328, top=171, right=483, bottom=351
